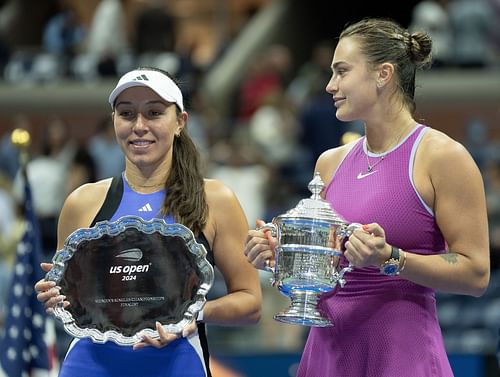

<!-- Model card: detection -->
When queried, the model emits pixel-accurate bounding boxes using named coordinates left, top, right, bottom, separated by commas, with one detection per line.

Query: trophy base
left=274, top=290, right=333, bottom=327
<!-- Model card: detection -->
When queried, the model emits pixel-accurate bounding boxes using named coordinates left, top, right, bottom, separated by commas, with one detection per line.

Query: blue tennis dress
left=59, top=174, right=213, bottom=377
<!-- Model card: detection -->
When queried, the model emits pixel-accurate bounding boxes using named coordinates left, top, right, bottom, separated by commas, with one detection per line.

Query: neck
left=124, top=169, right=168, bottom=193
left=365, top=118, right=416, bottom=153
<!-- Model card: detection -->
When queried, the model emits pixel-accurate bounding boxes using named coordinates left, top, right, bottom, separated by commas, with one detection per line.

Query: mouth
left=129, top=139, right=155, bottom=149
left=333, top=97, right=346, bottom=106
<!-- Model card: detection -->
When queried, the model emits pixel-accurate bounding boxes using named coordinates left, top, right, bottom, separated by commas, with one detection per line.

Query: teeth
left=132, top=141, right=152, bottom=145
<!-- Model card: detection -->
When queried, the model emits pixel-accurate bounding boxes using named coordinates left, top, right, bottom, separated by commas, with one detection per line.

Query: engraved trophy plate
left=262, top=173, right=360, bottom=327
left=45, top=215, right=214, bottom=346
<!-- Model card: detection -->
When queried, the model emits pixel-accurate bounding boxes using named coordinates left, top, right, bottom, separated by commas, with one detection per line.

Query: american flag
left=0, top=177, right=58, bottom=377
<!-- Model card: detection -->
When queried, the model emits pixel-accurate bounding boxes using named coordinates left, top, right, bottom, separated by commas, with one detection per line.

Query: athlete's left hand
left=133, top=320, right=198, bottom=350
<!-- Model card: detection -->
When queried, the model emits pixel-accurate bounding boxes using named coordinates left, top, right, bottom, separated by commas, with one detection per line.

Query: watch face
left=382, top=263, right=399, bottom=276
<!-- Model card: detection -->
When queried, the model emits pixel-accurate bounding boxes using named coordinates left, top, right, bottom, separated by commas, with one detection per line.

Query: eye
left=149, top=110, right=163, bottom=117
left=118, top=109, right=134, bottom=118
left=336, top=68, right=347, bottom=76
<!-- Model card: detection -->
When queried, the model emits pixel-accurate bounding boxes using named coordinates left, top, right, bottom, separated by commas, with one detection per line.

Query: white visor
left=108, top=69, right=184, bottom=111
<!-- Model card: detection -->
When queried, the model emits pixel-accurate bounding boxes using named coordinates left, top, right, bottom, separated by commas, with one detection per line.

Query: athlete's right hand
left=35, top=262, right=70, bottom=314
left=244, top=219, right=277, bottom=270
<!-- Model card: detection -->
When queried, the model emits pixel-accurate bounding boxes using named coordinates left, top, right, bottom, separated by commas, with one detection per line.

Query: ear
left=176, top=111, right=188, bottom=135
left=376, top=62, right=394, bottom=88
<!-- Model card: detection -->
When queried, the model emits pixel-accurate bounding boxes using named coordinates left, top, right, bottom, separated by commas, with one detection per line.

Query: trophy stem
left=274, top=290, right=333, bottom=327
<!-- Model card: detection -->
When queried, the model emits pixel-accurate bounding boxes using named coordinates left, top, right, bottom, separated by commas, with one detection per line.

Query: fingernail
left=362, top=224, right=369, bottom=230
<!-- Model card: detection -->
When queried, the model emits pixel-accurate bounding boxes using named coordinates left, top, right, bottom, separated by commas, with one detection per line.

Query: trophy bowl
left=262, top=172, right=359, bottom=327
left=45, top=215, right=214, bottom=345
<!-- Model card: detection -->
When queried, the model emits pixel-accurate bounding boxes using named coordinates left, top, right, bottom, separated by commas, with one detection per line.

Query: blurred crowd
left=0, top=0, right=499, bottom=367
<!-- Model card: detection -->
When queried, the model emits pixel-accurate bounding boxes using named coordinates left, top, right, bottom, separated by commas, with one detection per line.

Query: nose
left=132, top=114, right=148, bottom=135
left=325, top=74, right=337, bottom=94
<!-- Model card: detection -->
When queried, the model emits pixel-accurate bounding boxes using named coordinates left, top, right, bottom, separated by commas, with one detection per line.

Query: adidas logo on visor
left=133, top=74, right=149, bottom=81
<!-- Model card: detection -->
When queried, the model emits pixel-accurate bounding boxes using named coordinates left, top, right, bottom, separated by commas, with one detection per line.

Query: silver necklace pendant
left=366, top=154, right=385, bottom=172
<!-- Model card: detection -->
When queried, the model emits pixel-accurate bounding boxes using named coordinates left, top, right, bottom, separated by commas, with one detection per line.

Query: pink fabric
left=296, top=125, right=453, bottom=377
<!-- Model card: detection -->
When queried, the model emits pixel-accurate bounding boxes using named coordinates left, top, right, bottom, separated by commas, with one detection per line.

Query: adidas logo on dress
left=138, top=203, right=153, bottom=212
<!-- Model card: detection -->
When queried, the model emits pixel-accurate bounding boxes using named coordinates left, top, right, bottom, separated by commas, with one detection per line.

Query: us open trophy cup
left=261, top=172, right=360, bottom=327
left=45, top=216, right=214, bottom=345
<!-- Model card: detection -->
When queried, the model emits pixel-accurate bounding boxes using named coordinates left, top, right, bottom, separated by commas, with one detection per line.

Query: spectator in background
left=448, top=0, right=496, bottom=68
left=66, top=146, right=97, bottom=196
left=13, top=117, right=75, bottom=261
left=409, top=0, right=453, bottom=68
left=235, top=44, right=292, bottom=122
left=287, top=40, right=335, bottom=106
left=42, top=0, right=86, bottom=75
left=88, top=117, right=125, bottom=180
left=71, top=0, right=130, bottom=79
left=134, top=0, right=176, bottom=55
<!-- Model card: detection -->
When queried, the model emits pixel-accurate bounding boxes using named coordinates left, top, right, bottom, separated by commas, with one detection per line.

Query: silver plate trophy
left=261, top=172, right=360, bottom=327
left=45, top=215, right=214, bottom=346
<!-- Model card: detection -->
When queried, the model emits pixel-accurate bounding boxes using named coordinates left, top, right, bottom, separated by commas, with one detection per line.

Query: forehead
left=332, top=37, right=364, bottom=65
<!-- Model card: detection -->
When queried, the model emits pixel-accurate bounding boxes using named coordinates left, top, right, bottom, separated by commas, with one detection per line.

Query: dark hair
left=340, top=18, right=432, bottom=114
left=135, top=66, right=208, bottom=236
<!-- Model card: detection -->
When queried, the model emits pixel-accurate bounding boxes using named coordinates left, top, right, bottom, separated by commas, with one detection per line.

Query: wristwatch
left=380, top=246, right=401, bottom=276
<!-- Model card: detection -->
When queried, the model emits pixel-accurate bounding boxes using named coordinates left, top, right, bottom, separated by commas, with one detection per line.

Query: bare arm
left=203, top=179, right=262, bottom=325
left=400, top=131, right=489, bottom=296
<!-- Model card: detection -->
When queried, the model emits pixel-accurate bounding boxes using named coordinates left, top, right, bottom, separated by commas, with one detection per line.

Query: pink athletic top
left=296, top=125, right=454, bottom=377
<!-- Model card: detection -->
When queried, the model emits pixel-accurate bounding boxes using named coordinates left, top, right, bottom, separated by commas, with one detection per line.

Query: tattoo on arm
left=440, top=253, right=459, bottom=265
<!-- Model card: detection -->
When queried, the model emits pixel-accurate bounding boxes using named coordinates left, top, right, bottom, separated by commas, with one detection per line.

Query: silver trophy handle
left=331, top=222, right=362, bottom=286
left=256, top=222, right=277, bottom=273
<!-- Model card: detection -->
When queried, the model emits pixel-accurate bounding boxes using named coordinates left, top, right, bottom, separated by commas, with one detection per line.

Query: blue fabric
left=60, top=338, right=206, bottom=377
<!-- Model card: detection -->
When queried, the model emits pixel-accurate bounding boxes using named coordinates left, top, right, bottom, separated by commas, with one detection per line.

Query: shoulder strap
left=90, top=174, right=124, bottom=226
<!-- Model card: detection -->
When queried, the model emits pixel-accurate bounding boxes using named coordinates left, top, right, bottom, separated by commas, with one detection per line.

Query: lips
left=334, top=97, right=346, bottom=106
left=129, top=139, right=154, bottom=146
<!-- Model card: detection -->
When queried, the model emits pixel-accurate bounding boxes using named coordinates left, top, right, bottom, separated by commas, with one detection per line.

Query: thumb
left=255, top=219, right=266, bottom=228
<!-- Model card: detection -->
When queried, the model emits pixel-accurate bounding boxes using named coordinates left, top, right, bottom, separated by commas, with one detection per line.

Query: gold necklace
left=124, top=174, right=165, bottom=192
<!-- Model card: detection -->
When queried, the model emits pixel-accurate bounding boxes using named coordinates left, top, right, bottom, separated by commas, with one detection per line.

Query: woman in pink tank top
left=245, top=17, right=490, bottom=377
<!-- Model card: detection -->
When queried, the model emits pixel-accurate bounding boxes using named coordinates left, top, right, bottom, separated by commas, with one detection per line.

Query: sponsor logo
left=115, top=248, right=143, bottom=262
left=138, top=203, right=153, bottom=212
left=133, top=74, right=149, bottom=81
left=109, top=248, right=150, bottom=275
left=356, top=170, right=378, bottom=179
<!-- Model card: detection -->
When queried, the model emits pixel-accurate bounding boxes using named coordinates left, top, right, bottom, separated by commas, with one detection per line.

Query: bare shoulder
left=315, top=140, right=359, bottom=184
left=58, top=179, right=113, bottom=242
left=203, top=178, right=246, bottom=223
left=419, top=128, right=476, bottom=169
left=203, top=178, right=248, bottom=243
left=204, top=178, right=239, bottom=206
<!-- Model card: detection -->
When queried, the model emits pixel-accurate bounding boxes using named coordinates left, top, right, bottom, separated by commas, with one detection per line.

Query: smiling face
left=113, top=86, right=185, bottom=172
left=325, top=36, right=379, bottom=122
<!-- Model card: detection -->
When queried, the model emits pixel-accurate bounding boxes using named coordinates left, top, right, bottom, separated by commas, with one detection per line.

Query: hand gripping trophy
left=261, top=172, right=360, bottom=327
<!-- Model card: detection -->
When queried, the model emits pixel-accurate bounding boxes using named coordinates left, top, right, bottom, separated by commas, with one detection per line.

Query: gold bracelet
left=399, top=250, right=407, bottom=273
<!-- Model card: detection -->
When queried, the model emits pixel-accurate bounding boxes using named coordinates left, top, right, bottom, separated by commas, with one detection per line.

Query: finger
left=156, top=321, right=180, bottom=345
left=40, top=262, right=53, bottom=272
left=255, top=219, right=266, bottom=228
left=264, top=231, right=277, bottom=251
left=246, top=244, right=274, bottom=268
left=35, top=279, right=56, bottom=293
left=362, top=223, right=385, bottom=237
